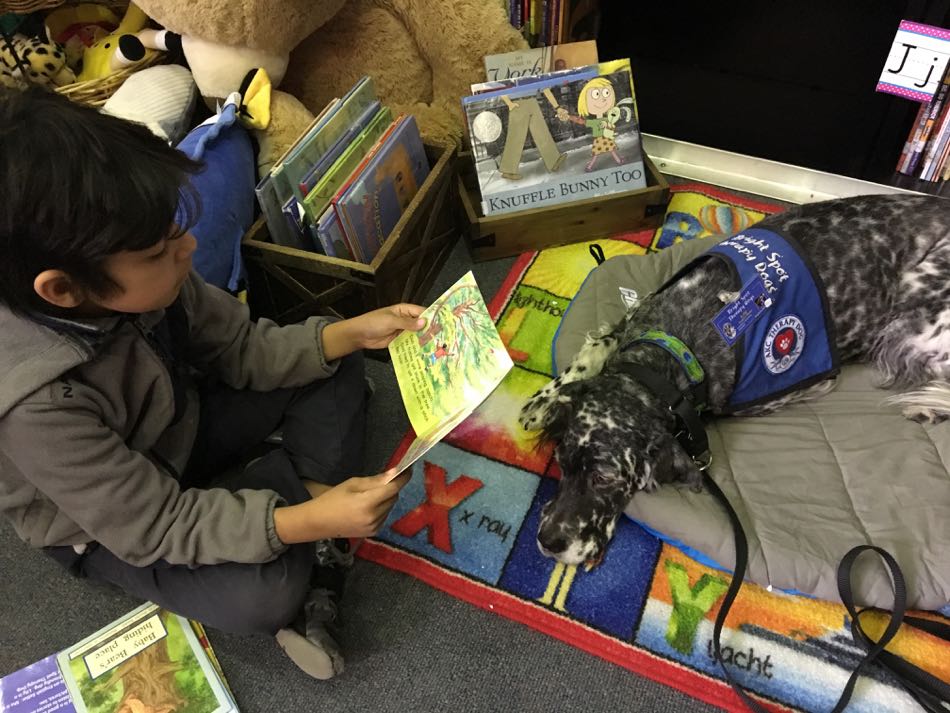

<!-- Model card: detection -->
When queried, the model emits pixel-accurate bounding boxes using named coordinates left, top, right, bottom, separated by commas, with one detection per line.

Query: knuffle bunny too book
left=463, top=58, right=646, bottom=216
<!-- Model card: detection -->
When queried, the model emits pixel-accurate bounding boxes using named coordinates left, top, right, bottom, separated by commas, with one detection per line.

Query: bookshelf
left=595, top=0, right=950, bottom=191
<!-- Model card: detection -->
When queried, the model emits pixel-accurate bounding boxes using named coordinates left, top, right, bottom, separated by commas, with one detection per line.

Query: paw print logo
left=774, top=329, right=795, bottom=355
left=763, top=315, right=805, bottom=375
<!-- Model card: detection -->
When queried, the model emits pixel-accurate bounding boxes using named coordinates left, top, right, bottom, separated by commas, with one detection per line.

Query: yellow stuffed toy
left=0, top=35, right=76, bottom=87
left=76, top=2, right=153, bottom=82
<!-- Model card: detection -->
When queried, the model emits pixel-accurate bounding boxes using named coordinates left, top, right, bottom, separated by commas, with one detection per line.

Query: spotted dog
left=519, top=194, right=950, bottom=568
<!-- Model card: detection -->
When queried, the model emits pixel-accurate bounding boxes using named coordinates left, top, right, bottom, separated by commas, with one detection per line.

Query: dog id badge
left=711, top=278, right=773, bottom=347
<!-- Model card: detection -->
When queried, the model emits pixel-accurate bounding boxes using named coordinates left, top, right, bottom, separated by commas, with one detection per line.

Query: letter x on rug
left=358, top=183, right=950, bottom=713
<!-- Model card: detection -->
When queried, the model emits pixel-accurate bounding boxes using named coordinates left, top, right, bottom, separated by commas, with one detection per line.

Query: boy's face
left=85, top=231, right=197, bottom=315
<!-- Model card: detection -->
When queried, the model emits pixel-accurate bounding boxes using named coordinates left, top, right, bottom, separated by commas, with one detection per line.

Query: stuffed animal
left=132, top=0, right=526, bottom=158
left=76, top=2, right=153, bottom=82
left=44, top=3, right=121, bottom=72
left=0, top=34, right=76, bottom=87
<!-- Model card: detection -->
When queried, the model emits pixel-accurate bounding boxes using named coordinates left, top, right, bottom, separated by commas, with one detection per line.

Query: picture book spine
left=929, top=114, right=950, bottom=180
left=920, top=99, right=950, bottom=180
left=896, top=103, right=926, bottom=173
left=335, top=202, right=369, bottom=263
left=327, top=208, right=357, bottom=259
left=557, top=0, right=568, bottom=44
left=256, top=176, right=307, bottom=249
left=314, top=207, right=340, bottom=258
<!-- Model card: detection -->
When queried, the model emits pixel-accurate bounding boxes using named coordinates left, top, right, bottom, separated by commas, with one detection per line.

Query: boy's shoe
left=276, top=580, right=347, bottom=679
left=275, top=622, right=344, bottom=680
left=314, top=537, right=354, bottom=570
left=310, top=538, right=353, bottom=628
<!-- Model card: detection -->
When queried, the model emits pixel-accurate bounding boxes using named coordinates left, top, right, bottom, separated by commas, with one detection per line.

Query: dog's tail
left=887, top=381, right=950, bottom=422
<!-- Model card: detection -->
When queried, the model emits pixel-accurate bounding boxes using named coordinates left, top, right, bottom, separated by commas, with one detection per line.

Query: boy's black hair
left=0, top=86, right=202, bottom=314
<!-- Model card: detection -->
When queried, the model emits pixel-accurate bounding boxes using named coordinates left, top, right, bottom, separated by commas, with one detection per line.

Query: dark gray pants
left=47, top=352, right=366, bottom=635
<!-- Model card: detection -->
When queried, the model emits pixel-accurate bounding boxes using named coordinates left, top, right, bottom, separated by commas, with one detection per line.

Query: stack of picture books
left=461, top=54, right=648, bottom=217
left=255, top=76, right=431, bottom=263
left=896, top=59, right=950, bottom=183
left=0, top=603, right=237, bottom=713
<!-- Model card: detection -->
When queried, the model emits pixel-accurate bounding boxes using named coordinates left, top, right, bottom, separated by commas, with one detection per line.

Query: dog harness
left=702, top=227, right=840, bottom=412
left=614, top=227, right=840, bottom=462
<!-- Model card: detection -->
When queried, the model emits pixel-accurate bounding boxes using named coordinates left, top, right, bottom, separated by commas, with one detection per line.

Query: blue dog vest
left=676, top=228, right=840, bottom=413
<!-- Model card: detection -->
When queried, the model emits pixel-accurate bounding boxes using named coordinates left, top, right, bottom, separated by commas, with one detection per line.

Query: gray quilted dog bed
left=553, top=237, right=950, bottom=610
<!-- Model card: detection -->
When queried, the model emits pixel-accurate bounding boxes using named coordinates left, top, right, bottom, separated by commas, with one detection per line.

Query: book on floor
left=462, top=58, right=647, bottom=216
left=387, top=271, right=513, bottom=476
left=1, top=603, right=236, bottom=713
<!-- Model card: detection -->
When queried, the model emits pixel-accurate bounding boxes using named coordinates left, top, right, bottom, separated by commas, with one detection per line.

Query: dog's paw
left=519, top=382, right=561, bottom=430
left=902, top=403, right=949, bottom=424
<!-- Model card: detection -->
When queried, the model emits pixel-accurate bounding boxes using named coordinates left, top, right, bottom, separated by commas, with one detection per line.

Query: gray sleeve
left=0, top=397, right=287, bottom=567
left=179, top=272, right=339, bottom=390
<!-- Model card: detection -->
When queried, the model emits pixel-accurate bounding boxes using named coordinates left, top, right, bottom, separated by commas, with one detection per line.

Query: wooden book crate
left=458, top=153, right=671, bottom=261
left=242, top=144, right=461, bottom=323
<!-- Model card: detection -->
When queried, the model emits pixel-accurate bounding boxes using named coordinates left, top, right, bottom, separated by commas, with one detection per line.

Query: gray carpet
left=0, top=238, right=722, bottom=713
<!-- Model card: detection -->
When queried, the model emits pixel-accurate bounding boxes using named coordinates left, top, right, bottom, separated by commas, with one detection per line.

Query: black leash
left=704, top=473, right=950, bottom=712
left=600, top=291, right=950, bottom=710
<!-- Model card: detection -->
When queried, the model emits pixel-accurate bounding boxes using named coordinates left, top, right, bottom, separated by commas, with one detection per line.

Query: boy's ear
left=33, top=270, right=84, bottom=309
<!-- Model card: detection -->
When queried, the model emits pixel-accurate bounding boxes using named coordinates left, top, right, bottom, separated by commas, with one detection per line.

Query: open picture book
left=388, top=271, right=513, bottom=475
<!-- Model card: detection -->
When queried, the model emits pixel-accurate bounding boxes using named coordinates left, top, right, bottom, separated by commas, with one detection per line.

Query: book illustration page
left=389, top=271, right=513, bottom=439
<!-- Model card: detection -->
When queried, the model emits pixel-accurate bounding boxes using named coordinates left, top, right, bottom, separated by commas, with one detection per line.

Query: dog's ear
left=669, top=439, right=703, bottom=491
left=639, top=426, right=707, bottom=491
left=538, top=381, right=585, bottom=442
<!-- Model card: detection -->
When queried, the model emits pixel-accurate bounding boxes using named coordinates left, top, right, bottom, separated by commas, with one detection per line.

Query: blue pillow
left=176, top=100, right=255, bottom=291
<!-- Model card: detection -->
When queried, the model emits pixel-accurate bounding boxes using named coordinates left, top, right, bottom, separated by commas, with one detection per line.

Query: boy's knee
left=336, top=350, right=365, bottom=387
left=219, top=546, right=313, bottom=635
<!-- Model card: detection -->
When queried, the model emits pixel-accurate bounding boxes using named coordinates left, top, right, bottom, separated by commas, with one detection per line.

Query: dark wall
left=598, top=1, right=950, bottom=183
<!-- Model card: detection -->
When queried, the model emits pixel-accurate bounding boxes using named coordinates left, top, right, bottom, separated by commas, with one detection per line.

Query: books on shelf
left=462, top=58, right=647, bottom=216
left=387, top=270, right=513, bottom=476
left=254, top=76, right=431, bottom=263
left=896, top=57, right=950, bottom=183
left=1, top=603, right=236, bottom=713
left=505, top=0, right=600, bottom=48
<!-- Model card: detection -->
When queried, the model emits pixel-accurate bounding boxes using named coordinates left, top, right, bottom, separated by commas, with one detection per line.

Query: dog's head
left=535, top=375, right=699, bottom=568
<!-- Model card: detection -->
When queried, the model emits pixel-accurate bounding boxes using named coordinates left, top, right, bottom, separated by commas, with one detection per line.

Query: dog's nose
left=537, top=531, right=568, bottom=555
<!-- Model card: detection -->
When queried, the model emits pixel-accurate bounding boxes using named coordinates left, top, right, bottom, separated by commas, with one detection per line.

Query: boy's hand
left=274, top=469, right=411, bottom=543
left=322, top=304, right=426, bottom=359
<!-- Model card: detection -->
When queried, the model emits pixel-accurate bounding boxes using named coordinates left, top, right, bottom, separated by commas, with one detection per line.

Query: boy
left=0, top=87, right=420, bottom=680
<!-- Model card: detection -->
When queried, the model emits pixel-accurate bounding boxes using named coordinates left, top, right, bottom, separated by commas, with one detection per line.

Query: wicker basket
left=55, top=51, right=163, bottom=107
left=0, top=0, right=64, bottom=13
left=1, top=0, right=164, bottom=107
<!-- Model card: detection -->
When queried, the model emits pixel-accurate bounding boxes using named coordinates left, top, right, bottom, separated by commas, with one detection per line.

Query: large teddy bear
left=134, top=0, right=526, bottom=166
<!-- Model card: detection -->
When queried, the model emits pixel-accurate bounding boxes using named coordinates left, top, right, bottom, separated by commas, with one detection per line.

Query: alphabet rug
left=358, top=183, right=950, bottom=712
